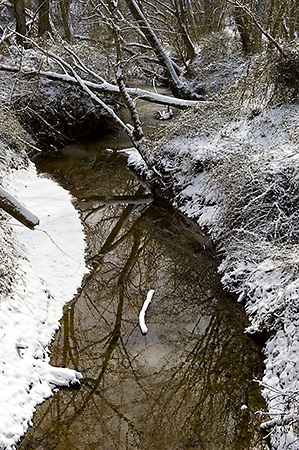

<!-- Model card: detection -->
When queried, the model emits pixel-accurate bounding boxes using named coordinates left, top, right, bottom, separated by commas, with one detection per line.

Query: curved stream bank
left=18, top=137, right=268, bottom=450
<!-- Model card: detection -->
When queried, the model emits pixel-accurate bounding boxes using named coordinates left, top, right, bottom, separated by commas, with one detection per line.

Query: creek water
left=18, top=131, right=268, bottom=450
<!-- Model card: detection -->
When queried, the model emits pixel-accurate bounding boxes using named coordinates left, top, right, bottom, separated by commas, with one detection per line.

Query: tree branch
left=0, top=64, right=203, bottom=108
left=0, top=186, right=39, bottom=229
left=229, top=0, right=288, bottom=58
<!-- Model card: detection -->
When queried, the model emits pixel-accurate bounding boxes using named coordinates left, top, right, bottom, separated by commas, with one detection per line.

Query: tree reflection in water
left=18, top=144, right=268, bottom=450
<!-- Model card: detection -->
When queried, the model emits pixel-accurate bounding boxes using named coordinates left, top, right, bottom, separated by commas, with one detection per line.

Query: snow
left=0, top=163, right=88, bottom=450
left=139, top=289, right=155, bottom=335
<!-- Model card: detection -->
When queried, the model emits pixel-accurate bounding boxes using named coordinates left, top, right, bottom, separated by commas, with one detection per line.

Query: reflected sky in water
left=18, top=141, right=268, bottom=450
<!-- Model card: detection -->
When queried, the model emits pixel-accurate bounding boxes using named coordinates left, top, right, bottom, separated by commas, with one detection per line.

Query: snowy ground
left=0, top=163, right=87, bottom=449
left=129, top=102, right=299, bottom=450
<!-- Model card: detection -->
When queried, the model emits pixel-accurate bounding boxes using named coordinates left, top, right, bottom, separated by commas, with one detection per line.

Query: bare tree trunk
left=288, top=0, right=299, bottom=40
left=13, top=0, right=27, bottom=46
left=173, top=0, right=196, bottom=61
left=124, top=0, right=181, bottom=91
left=124, top=0, right=201, bottom=99
left=253, top=0, right=266, bottom=52
left=59, top=0, right=73, bottom=42
left=234, top=4, right=254, bottom=53
left=232, top=0, right=288, bottom=57
left=38, top=0, right=51, bottom=37
left=107, top=0, right=144, bottom=143
left=201, top=0, right=215, bottom=31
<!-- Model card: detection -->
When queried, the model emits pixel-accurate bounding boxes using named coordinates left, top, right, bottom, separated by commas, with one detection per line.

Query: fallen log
left=0, top=186, right=39, bottom=229
left=0, top=64, right=203, bottom=109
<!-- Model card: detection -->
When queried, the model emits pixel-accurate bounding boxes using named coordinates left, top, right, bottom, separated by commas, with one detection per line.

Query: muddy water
left=18, top=138, right=268, bottom=450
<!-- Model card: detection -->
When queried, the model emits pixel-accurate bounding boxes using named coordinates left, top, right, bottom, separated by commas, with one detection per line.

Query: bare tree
left=37, top=0, right=51, bottom=36
left=91, top=0, right=203, bottom=99
left=288, top=0, right=299, bottom=40
left=13, top=0, right=27, bottom=46
left=172, top=0, right=196, bottom=62
left=232, top=0, right=299, bottom=54
left=139, top=0, right=197, bottom=64
left=59, top=0, right=73, bottom=42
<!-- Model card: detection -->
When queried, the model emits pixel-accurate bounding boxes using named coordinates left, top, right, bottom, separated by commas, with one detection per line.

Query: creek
left=18, top=125, right=268, bottom=450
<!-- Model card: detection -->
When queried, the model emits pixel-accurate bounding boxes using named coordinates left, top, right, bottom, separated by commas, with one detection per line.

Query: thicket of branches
left=1, top=0, right=298, bottom=94
left=0, top=0, right=297, bottom=159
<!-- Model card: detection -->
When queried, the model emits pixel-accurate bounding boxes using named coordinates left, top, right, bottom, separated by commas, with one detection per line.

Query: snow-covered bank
left=0, top=163, right=87, bottom=449
left=128, top=102, right=299, bottom=449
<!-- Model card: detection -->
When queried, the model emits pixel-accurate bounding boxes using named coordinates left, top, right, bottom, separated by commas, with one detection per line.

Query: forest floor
left=0, top=29, right=298, bottom=449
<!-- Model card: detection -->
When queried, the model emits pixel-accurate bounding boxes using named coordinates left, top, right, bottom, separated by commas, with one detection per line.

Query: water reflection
left=18, top=142, right=268, bottom=450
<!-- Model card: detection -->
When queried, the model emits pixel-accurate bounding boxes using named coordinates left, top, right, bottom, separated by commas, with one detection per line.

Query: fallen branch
left=139, top=289, right=155, bottom=335
left=0, top=64, right=202, bottom=109
left=78, top=193, right=153, bottom=205
left=0, top=186, right=39, bottom=229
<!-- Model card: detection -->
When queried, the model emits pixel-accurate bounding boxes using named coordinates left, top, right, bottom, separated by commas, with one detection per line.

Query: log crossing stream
left=18, top=135, right=269, bottom=450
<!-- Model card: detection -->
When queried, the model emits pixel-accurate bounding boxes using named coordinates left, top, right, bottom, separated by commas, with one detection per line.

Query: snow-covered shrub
left=273, top=40, right=299, bottom=102
left=234, top=46, right=299, bottom=107
left=0, top=105, right=30, bottom=172
left=0, top=218, right=19, bottom=296
left=0, top=106, right=31, bottom=297
left=210, top=149, right=299, bottom=245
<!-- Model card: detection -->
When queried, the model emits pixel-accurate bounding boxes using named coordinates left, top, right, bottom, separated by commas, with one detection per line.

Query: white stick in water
left=139, top=289, right=155, bottom=335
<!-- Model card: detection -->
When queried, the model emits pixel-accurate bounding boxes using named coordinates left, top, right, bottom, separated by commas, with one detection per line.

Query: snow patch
left=0, top=163, right=88, bottom=449
left=139, top=289, right=155, bottom=335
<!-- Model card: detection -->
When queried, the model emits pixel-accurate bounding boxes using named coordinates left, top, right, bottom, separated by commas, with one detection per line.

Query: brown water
left=18, top=138, right=268, bottom=450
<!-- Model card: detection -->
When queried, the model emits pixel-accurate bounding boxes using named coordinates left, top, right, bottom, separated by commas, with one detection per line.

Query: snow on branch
left=139, top=289, right=155, bottom=335
left=0, top=186, right=39, bottom=229
left=0, top=64, right=201, bottom=109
